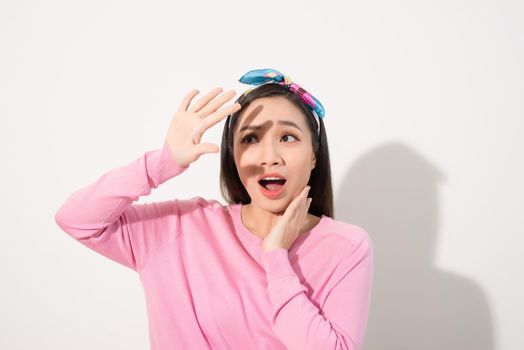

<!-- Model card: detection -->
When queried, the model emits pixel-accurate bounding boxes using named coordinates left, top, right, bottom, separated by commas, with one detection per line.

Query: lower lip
left=258, top=181, right=286, bottom=199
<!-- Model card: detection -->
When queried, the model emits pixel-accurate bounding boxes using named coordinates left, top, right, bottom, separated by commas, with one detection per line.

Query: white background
left=1, top=0, right=522, bottom=349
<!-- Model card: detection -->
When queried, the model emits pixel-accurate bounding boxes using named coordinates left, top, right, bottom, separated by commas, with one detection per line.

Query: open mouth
left=258, top=178, right=286, bottom=191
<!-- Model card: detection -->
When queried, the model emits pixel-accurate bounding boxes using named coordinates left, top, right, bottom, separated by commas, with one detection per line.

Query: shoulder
left=128, top=196, right=234, bottom=225
left=319, top=217, right=373, bottom=256
left=172, top=195, right=229, bottom=214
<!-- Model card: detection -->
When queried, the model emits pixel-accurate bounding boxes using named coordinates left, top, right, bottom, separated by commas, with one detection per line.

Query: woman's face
left=232, top=96, right=316, bottom=213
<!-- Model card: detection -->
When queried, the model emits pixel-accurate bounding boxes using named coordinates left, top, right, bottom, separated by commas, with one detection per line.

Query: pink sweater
left=54, top=140, right=374, bottom=350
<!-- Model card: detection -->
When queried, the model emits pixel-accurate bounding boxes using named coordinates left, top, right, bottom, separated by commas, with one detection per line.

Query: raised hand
left=165, top=87, right=242, bottom=168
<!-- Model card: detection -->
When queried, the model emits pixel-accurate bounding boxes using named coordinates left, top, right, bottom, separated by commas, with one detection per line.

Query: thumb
left=194, top=143, right=219, bottom=156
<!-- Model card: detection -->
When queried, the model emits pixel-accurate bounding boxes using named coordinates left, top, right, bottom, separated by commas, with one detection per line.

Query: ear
left=312, top=154, right=316, bottom=169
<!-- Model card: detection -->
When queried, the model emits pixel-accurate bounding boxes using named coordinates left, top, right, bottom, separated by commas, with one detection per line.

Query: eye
left=240, top=133, right=300, bottom=144
left=241, top=133, right=257, bottom=144
left=281, top=134, right=298, bottom=142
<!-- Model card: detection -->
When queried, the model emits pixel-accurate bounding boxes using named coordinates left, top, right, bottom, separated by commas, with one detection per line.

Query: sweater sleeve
left=260, top=234, right=374, bottom=350
left=54, top=140, right=189, bottom=272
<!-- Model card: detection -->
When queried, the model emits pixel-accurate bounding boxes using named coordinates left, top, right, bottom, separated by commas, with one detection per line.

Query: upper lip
left=257, top=172, right=287, bottom=182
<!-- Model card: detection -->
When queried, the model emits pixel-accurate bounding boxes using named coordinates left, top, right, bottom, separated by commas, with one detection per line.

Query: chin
left=257, top=196, right=291, bottom=213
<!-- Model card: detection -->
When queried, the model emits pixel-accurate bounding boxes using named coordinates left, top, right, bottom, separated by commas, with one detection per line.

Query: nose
left=259, top=138, right=282, bottom=166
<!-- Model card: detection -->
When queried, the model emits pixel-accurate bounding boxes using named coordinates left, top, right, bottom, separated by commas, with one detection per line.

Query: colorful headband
left=228, top=68, right=325, bottom=135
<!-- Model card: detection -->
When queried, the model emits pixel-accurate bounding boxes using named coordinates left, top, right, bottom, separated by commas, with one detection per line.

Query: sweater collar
left=229, top=203, right=328, bottom=248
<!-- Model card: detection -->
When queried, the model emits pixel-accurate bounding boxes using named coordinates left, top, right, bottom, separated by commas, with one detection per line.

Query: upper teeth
left=261, top=177, right=284, bottom=181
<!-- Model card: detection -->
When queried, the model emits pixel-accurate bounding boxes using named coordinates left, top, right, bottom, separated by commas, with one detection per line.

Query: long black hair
left=219, top=83, right=334, bottom=218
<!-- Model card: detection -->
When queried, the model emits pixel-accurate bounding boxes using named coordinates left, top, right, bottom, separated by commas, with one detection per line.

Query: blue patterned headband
left=228, top=68, right=325, bottom=136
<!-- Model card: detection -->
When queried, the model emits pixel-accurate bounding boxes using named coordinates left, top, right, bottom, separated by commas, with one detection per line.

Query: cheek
left=289, top=149, right=314, bottom=168
left=290, top=160, right=315, bottom=187
left=233, top=152, right=257, bottom=186
left=235, top=148, right=259, bottom=169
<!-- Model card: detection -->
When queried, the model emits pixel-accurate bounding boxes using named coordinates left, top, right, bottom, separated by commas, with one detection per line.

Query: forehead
left=235, top=96, right=306, bottom=129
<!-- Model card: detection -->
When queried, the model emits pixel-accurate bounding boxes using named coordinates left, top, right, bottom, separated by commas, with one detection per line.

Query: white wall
left=1, top=0, right=522, bottom=349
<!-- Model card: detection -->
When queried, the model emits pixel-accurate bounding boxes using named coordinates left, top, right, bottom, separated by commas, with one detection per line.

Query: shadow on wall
left=336, top=142, right=495, bottom=350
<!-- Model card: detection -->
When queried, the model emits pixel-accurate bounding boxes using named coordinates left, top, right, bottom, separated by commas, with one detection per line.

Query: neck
left=241, top=203, right=283, bottom=239
left=240, top=202, right=320, bottom=239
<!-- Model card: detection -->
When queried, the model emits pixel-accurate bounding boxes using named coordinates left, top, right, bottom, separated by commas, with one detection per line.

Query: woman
left=55, top=68, right=374, bottom=350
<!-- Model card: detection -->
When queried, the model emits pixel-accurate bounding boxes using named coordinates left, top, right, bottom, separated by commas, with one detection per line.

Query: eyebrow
left=238, top=120, right=302, bottom=133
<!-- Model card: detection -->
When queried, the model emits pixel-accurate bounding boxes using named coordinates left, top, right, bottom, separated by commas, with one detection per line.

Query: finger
left=203, top=102, right=242, bottom=130
left=194, top=142, right=219, bottom=156
left=196, top=89, right=237, bottom=118
left=187, top=87, right=224, bottom=114
left=178, top=89, right=201, bottom=112
left=301, top=187, right=311, bottom=207
left=291, top=186, right=309, bottom=207
left=188, top=87, right=222, bottom=112
left=289, top=188, right=309, bottom=214
left=303, top=185, right=311, bottom=196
